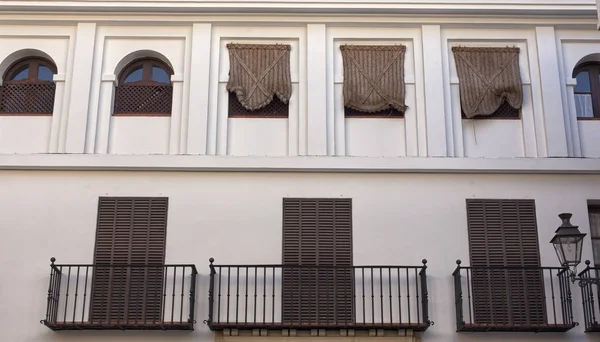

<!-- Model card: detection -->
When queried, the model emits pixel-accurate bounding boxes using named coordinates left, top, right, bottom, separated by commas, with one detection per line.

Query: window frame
left=118, top=58, right=173, bottom=86
left=0, top=57, right=57, bottom=116
left=113, top=58, right=174, bottom=117
left=574, top=63, right=600, bottom=120
left=4, top=57, right=57, bottom=84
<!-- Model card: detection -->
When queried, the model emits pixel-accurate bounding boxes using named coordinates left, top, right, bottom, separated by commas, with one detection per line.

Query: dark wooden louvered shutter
left=466, top=199, right=545, bottom=325
left=91, top=197, right=168, bottom=324
left=282, top=198, right=354, bottom=324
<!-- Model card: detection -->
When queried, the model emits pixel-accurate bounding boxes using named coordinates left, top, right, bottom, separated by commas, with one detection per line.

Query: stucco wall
left=2, top=171, right=600, bottom=342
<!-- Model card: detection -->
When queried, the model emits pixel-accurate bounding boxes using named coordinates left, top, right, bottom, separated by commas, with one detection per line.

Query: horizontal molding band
left=0, top=1, right=596, bottom=17
left=2, top=154, right=600, bottom=174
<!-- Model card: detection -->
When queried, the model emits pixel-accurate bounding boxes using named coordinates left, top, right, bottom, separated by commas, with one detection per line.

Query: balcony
left=206, top=258, right=432, bottom=333
left=41, top=258, right=198, bottom=331
left=453, top=260, right=577, bottom=332
left=579, top=264, right=600, bottom=332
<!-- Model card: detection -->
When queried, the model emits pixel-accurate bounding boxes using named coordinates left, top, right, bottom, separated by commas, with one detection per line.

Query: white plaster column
left=169, top=74, right=184, bottom=154
left=48, top=74, right=66, bottom=153
left=566, top=78, right=583, bottom=157
left=421, top=25, right=447, bottom=157
left=186, top=23, right=212, bottom=155
left=306, top=24, right=328, bottom=156
left=535, top=27, right=569, bottom=157
left=64, top=23, right=97, bottom=153
left=94, top=74, right=116, bottom=154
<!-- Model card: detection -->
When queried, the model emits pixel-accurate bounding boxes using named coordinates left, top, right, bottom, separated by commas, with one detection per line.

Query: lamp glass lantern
left=550, top=213, right=586, bottom=269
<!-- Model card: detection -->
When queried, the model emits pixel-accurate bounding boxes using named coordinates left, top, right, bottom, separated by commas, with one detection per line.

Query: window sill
left=462, top=117, right=521, bottom=120
left=112, top=113, right=171, bottom=117
left=345, top=115, right=404, bottom=119
left=0, top=112, right=52, bottom=116
left=229, top=115, right=288, bottom=119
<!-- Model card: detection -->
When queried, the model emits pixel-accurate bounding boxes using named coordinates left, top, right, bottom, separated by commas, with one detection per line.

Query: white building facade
left=2, top=1, right=600, bottom=342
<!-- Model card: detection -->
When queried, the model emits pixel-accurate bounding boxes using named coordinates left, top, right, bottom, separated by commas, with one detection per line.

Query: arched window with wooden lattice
left=0, top=57, right=57, bottom=115
left=113, top=58, right=173, bottom=116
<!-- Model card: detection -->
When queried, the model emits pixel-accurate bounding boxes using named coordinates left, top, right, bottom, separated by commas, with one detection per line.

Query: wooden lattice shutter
left=282, top=198, right=354, bottom=324
left=466, top=199, right=545, bottom=325
left=90, top=197, right=168, bottom=324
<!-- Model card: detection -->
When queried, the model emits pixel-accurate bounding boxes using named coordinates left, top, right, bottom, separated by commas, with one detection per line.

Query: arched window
left=0, top=57, right=56, bottom=115
left=574, top=63, right=600, bottom=119
left=113, top=58, right=173, bottom=116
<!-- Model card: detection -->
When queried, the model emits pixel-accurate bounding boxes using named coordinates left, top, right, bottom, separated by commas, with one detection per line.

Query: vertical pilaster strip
left=421, top=25, right=447, bottom=157
left=64, top=23, right=97, bottom=153
left=535, top=27, right=569, bottom=157
left=306, top=24, right=328, bottom=156
left=169, top=74, right=184, bottom=155
left=94, top=75, right=116, bottom=154
left=48, top=74, right=66, bottom=153
left=187, top=23, right=212, bottom=155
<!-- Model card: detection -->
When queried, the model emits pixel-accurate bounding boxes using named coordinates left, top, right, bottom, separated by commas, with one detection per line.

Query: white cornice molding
left=0, top=1, right=596, bottom=17
left=2, top=154, right=600, bottom=174
left=597, top=0, right=600, bottom=29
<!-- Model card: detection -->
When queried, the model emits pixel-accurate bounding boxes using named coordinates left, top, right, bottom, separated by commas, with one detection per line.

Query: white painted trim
left=64, top=22, right=96, bottom=154
left=94, top=81, right=115, bottom=154
left=0, top=14, right=594, bottom=27
left=169, top=80, right=184, bottom=154
left=101, top=73, right=117, bottom=84
left=0, top=1, right=595, bottom=17
left=535, top=27, right=569, bottom=157
left=52, top=74, right=66, bottom=82
left=421, top=25, right=445, bottom=157
left=186, top=23, right=212, bottom=155
left=2, top=154, right=600, bottom=174
left=307, top=24, right=327, bottom=156
left=171, top=74, right=184, bottom=82
left=48, top=81, right=66, bottom=153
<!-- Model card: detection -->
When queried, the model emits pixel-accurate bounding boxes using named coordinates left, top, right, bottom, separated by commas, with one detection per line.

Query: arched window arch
left=113, top=58, right=173, bottom=116
left=0, top=57, right=57, bottom=115
left=574, top=60, right=600, bottom=119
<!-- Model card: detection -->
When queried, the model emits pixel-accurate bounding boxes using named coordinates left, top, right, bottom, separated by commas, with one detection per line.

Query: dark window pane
left=590, top=210, right=600, bottom=238
left=10, top=64, right=29, bottom=81
left=575, top=71, right=591, bottom=93
left=123, top=66, right=143, bottom=83
left=152, top=66, right=170, bottom=84
left=38, top=65, right=53, bottom=81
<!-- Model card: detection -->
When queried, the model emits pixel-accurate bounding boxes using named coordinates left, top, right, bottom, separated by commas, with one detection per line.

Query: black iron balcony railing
left=41, top=258, right=198, bottom=331
left=579, top=263, right=600, bottom=332
left=206, top=258, right=432, bottom=332
left=453, top=260, right=577, bottom=332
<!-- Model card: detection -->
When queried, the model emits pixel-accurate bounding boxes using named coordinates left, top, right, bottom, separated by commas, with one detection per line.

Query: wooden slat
left=90, top=197, right=168, bottom=323
left=466, top=199, right=544, bottom=325
left=282, top=198, right=354, bottom=324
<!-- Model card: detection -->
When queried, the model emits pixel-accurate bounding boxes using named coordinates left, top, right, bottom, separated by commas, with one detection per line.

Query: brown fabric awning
left=227, top=44, right=292, bottom=111
left=340, top=45, right=407, bottom=113
left=452, top=47, right=523, bottom=118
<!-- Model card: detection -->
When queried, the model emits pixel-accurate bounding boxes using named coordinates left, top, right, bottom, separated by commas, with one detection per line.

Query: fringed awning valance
left=452, top=46, right=523, bottom=118
left=340, top=45, right=407, bottom=113
left=226, top=44, right=292, bottom=111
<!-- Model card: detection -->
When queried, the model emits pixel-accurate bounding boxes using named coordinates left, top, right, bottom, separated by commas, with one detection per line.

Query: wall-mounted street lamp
left=550, top=213, right=600, bottom=286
